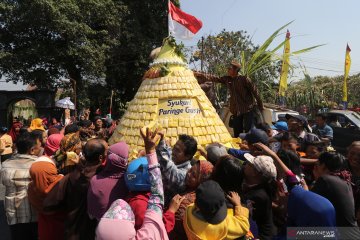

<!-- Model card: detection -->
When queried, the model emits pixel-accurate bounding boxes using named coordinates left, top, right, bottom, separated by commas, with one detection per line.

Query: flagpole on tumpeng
left=167, top=0, right=171, bottom=37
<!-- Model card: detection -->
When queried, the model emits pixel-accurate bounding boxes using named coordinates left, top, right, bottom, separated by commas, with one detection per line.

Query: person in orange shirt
left=0, top=127, right=13, bottom=163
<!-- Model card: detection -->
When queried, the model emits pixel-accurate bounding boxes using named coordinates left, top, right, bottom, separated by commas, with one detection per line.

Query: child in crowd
left=125, top=156, right=180, bottom=233
left=279, top=133, right=305, bottom=157
left=183, top=180, right=250, bottom=240
left=212, top=155, right=243, bottom=193
left=301, top=141, right=325, bottom=185
left=229, top=128, right=268, bottom=161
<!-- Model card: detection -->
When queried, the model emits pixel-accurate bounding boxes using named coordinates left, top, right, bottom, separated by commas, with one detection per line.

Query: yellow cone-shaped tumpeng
left=109, top=38, right=233, bottom=158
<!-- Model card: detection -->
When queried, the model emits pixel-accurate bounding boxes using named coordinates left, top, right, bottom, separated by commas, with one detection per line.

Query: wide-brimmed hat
left=230, top=60, right=241, bottom=69
left=195, top=180, right=227, bottom=224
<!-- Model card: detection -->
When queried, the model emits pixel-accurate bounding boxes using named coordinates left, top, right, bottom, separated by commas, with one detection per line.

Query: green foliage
left=242, top=21, right=323, bottom=78
left=0, top=0, right=173, bottom=116
left=160, top=64, right=171, bottom=77
left=167, top=36, right=186, bottom=61
left=0, top=0, right=121, bottom=87
left=286, top=73, right=360, bottom=116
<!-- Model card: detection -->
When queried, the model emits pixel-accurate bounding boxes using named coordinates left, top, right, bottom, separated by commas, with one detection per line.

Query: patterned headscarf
left=60, top=133, right=81, bottom=153
left=175, top=160, right=214, bottom=222
left=96, top=199, right=136, bottom=240
left=96, top=199, right=168, bottom=240
left=54, top=133, right=81, bottom=171
left=198, top=160, right=214, bottom=184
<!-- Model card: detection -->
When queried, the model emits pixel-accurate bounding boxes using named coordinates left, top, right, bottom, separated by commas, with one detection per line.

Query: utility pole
left=200, top=36, right=204, bottom=71
left=70, top=78, right=77, bottom=119
left=109, top=90, right=114, bottom=117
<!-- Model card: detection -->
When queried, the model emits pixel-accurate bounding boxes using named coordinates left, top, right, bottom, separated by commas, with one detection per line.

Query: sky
left=179, top=0, right=360, bottom=81
left=1, top=0, right=359, bottom=90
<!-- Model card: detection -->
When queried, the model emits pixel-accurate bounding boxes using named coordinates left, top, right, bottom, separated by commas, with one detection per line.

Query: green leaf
left=245, top=21, right=294, bottom=76
left=291, top=44, right=326, bottom=55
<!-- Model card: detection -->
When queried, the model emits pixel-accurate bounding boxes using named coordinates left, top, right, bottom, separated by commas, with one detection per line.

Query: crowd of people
left=1, top=110, right=360, bottom=240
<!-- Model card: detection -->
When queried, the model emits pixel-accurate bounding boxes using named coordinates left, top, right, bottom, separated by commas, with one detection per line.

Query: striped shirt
left=0, top=154, right=38, bottom=225
left=194, top=72, right=264, bottom=115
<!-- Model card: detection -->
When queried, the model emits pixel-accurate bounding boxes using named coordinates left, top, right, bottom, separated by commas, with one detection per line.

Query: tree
left=286, top=73, right=360, bottom=115
left=1, top=0, right=176, bottom=113
left=1, top=0, right=126, bottom=110
left=104, top=0, right=169, bottom=108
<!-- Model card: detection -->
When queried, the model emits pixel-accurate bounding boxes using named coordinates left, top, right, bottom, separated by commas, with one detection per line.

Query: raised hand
left=252, top=142, right=276, bottom=157
left=168, top=194, right=186, bottom=213
left=140, top=127, right=160, bottom=154
left=226, top=191, right=241, bottom=207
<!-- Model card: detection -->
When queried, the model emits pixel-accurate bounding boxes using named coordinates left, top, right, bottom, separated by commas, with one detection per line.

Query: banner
left=158, top=99, right=202, bottom=117
left=279, top=30, right=291, bottom=97
left=342, top=44, right=351, bottom=103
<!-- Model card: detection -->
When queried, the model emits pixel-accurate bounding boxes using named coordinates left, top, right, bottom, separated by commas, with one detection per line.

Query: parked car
left=261, top=103, right=299, bottom=124
left=219, top=103, right=300, bottom=137
left=325, top=110, right=360, bottom=153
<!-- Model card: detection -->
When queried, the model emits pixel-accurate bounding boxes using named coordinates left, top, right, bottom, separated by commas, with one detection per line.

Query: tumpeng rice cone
left=108, top=38, right=233, bottom=158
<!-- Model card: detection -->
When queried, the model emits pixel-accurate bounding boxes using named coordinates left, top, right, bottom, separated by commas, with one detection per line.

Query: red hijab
left=44, top=134, right=63, bottom=157
left=8, top=122, right=22, bottom=142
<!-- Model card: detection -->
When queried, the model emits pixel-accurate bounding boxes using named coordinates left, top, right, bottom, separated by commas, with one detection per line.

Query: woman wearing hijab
left=53, top=133, right=82, bottom=175
left=38, top=133, right=63, bottom=163
left=96, top=128, right=169, bottom=240
left=28, top=160, right=65, bottom=240
left=8, top=122, right=22, bottom=142
left=87, top=141, right=129, bottom=220
left=30, top=118, right=45, bottom=132
left=171, top=160, right=214, bottom=239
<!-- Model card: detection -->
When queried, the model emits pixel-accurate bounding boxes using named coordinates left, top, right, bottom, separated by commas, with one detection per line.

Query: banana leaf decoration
left=238, top=21, right=324, bottom=78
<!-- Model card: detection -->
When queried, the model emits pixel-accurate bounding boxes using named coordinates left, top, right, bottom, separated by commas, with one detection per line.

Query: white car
left=219, top=103, right=300, bottom=137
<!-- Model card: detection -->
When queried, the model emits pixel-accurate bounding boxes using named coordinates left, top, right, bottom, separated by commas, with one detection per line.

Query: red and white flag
left=168, top=1, right=202, bottom=40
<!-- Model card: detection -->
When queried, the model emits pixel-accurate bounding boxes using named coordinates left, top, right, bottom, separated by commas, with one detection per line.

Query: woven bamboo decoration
left=108, top=40, right=233, bottom=156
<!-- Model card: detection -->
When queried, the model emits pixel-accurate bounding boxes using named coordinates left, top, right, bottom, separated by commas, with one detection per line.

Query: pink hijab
left=96, top=199, right=168, bottom=240
left=44, top=134, right=63, bottom=157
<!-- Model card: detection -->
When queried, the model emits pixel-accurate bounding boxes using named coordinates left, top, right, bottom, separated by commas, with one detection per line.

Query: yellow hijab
left=30, top=118, right=45, bottom=131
